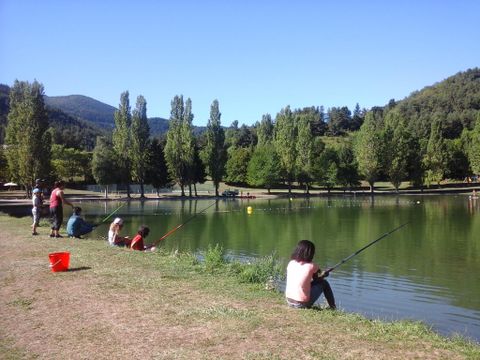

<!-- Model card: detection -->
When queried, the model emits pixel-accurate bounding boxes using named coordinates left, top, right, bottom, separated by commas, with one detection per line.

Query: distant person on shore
left=33, top=179, right=44, bottom=200
left=67, top=207, right=95, bottom=238
left=285, top=240, right=336, bottom=309
left=108, top=217, right=131, bottom=247
left=49, top=180, right=74, bottom=238
left=130, top=225, right=155, bottom=251
left=31, top=188, right=42, bottom=235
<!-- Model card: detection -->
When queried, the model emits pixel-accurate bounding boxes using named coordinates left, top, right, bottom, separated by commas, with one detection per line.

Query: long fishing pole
left=99, top=200, right=128, bottom=224
left=152, top=199, right=219, bottom=246
left=325, top=222, right=409, bottom=274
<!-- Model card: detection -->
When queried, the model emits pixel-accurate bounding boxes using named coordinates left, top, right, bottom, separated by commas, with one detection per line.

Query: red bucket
left=49, top=252, right=70, bottom=272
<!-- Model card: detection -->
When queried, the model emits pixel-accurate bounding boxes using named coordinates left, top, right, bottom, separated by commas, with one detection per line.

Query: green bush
left=229, top=254, right=284, bottom=286
left=204, top=243, right=226, bottom=273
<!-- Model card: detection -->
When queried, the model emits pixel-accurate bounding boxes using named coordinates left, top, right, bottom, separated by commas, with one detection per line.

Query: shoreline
left=1, top=183, right=479, bottom=206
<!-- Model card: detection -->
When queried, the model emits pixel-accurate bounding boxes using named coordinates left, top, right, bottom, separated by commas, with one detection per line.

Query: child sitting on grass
left=108, top=217, right=131, bottom=247
left=285, top=240, right=336, bottom=309
left=130, top=225, right=156, bottom=252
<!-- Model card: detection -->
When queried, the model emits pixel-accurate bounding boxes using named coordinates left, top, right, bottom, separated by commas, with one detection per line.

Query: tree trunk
left=104, top=185, right=108, bottom=199
left=181, top=184, right=185, bottom=197
left=188, top=184, right=192, bottom=197
left=194, top=183, right=198, bottom=197
left=140, top=182, right=145, bottom=198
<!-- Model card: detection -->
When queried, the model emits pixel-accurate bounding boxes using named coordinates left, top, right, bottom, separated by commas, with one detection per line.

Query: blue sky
left=1, top=0, right=479, bottom=126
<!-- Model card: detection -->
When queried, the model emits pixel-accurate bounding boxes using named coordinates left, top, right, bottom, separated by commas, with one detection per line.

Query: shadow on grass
left=67, top=266, right=92, bottom=272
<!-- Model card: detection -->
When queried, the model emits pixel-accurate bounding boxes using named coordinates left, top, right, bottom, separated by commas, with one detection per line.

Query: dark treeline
left=1, top=68, right=479, bottom=196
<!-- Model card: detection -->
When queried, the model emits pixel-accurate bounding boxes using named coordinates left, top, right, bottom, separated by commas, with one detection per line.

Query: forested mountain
left=46, top=107, right=106, bottom=150
left=393, top=68, right=480, bottom=139
left=0, top=85, right=105, bottom=150
left=44, top=95, right=117, bottom=128
left=45, top=95, right=174, bottom=138
left=147, top=117, right=170, bottom=137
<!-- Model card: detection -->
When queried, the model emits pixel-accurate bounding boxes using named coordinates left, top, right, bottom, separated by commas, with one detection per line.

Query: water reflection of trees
left=87, top=196, right=479, bottom=311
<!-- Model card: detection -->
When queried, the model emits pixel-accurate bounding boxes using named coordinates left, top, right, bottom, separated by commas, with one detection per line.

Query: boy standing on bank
left=31, top=188, right=42, bottom=235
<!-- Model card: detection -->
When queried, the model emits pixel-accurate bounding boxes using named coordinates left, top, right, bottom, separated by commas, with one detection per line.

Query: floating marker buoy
left=247, top=206, right=253, bottom=214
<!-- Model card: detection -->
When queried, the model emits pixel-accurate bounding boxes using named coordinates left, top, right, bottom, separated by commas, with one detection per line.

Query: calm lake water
left=2, top=194, right=479, bottom=342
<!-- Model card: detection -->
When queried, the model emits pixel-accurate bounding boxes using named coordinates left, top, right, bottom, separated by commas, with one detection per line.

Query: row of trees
left=91, top=92, right=227, bottom=198
left=2, top=80, right=480, bottom=197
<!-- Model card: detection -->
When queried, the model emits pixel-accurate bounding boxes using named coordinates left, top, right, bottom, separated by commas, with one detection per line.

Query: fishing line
left=325, top=222, right=409, bottom=274
left=152, top=199, right=219, bottom=246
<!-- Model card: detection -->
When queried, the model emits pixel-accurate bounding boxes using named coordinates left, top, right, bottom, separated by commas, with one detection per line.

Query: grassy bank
left=0, top=216, right=479, bottom=359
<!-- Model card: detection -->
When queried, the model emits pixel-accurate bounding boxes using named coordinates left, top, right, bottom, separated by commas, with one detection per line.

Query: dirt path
left=0, top=216, right=476, bottom=359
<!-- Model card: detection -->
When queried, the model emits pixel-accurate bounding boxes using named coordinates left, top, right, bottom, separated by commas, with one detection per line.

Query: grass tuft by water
left=228, top=253, right=284, bottom=286
left=203, top=243, right=226, bottom=273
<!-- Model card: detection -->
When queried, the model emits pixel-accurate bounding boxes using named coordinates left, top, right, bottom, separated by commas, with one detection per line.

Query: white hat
left=113, top=217, right=123, bottom=225
left=33, top=188, right=40, bottom=194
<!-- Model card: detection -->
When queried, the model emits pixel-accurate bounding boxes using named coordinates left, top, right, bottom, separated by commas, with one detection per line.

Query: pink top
left=49, top=188, right=61, bottom=208
left=285, top=260, right=319, bottom=302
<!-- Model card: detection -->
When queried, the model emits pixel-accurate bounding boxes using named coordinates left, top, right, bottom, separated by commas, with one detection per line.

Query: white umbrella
left=3, top=182, right=18, bottom=186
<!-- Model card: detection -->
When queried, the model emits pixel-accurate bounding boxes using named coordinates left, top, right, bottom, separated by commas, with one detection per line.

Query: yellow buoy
left=247, top=206, right=253, bottom=214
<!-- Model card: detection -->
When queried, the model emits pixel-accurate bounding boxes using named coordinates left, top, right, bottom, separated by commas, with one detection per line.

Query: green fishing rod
left=99, top=200, right=129, bottom=224
left=324, top=222, right=409, bottom=275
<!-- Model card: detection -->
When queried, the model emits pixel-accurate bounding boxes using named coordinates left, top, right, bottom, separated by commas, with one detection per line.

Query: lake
left=2, top=194, right=479, bottom=342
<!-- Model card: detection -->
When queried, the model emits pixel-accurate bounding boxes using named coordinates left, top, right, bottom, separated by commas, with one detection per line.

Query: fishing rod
left=99, top=200, right=128, bottom=224
left=152, top=199, right=219, bottom=246
left=324, top=222, right=409, bottom=274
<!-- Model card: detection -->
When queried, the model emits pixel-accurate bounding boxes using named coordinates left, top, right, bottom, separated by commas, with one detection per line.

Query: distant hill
left=0, top=85, right=105, bottom=150
left=394, top=68, right=480, bottom=139
left=45, top=95, right=174, bottom=137
left=44, top=95, right=116, bottom=128
left=147, top=117, right=170, bottom=138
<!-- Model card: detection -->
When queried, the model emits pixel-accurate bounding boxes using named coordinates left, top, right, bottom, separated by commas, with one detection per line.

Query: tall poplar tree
left=112, top=91, right=132, bottom=197
left=273, top=106, right=297, bottom=194
left=423, top=117, right=448, bottom=186
left=5, top=80, right=51, bottom=195
left=384, top=111, right=411, bottom=192
left=295, top=115, right=314, bottom=193
left=130, top=95, right=151, bottom=198
left=203, top=99, right=226, bottom=196
left=468, top=114, right=480, bottom=175
left=354, top=111, right=384, bottom=193
left=182, top=98, right=195, bottom=196
left=257, top=114, right=274, bottom=147
left=165, top=95, right=186, bottom=196
left=164, top=95, right=194, bottom=196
